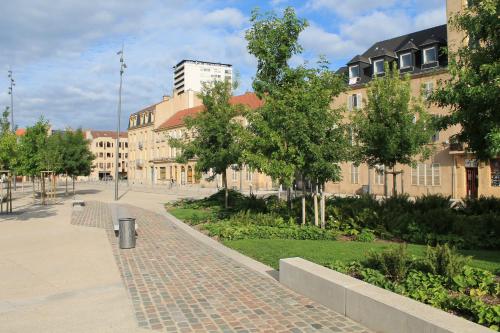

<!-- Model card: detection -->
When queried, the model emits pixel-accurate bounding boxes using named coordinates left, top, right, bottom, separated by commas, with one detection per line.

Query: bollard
left=119, top=217, right=136, bottom=249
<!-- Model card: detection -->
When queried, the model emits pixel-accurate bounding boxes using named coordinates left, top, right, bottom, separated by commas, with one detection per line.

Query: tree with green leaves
left=59, top=129, right=94, bottom=195
left=245, top=7, right=348, bottom=225
left=17, top=118, right=50, bottom=200
left=431, top=0, right=499, bottom=160
left=0, top=107, right=17, bottom=171
left=170, top=80, right=244, bottom=208
left=352, top=63, right=435, bottom=196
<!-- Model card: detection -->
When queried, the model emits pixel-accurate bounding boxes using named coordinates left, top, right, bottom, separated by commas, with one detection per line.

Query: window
left=232, top=168, right=238, bottom=181
left=349, top=65, right=360, bottom=79
left=347, top=93, right=362, bottom=111
left=400, top=52, right=412, bottom=68
left=491, top=159, right=500, bottom=187
left=411, top=163, right=440, bottom=186
left=159, top=167, right=166, bottom=180
left=246, top=167, right=253, bottom=182
left=125, top=142, right=128, bottom=148
left=99, top=152, right=103, bottom=158
left=375, top=166, right=385, bottom=185
left=423, top=47, right=437, bottom=64
left=373, top=59, right=384, bottom=74
left=431, top=131, right=440, bottom=142
left=423, top=81, right=434, bottom=99
left=351, top=164, right=359, bottom=184
left=348, top=127, right=355, bottom=146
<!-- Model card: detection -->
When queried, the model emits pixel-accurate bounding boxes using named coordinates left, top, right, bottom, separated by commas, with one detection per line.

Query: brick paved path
left=72, top=202, right=372, bottom=333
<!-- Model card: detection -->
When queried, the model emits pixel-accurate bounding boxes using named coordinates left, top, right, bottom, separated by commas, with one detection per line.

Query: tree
left=352, top=63, right=435, bottom=196
left=431, top=0, right=499, bottom=160
left=170, top=80, right=244, bottom=208
left=60, top=129, right=94, bottom=195
left=245, top=7, right=348, bottom=225
left=0, top=107, right=17, bottom=171
left=17, top=118, right=50, bottom=200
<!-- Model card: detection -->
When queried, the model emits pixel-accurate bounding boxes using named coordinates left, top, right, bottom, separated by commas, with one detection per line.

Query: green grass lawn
left=223, top=239, right=500, bottom=273
left=168, top=207, right=214, bottom=221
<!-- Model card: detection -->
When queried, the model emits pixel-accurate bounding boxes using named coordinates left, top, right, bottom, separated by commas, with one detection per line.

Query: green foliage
left=452, top=266, right=499, bottom=296
left=399, top=270, right=449, bottom=308
left=16, top=118, right=50, bottom=176
left=169, top=80, right=244, bottom=208
left=430, top=0, right=500, bottom=159
left=364, top=244, right=412, bottom=282
left=244, top=7, right=348, bottom=191
left=352, top=62, right=435, bottom=171
left=447, top=295, right=500, bottom=330
left=60, top=129, right=94, bottom=178
left=422, top=244, right=471, bottom=280
left=0, top=108, right=17, bottom=169
left=354, top=229, right=376, bottom=242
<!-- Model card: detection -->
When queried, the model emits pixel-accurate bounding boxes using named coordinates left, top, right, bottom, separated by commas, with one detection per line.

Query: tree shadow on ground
left=0, top=202, right=60, bottom=222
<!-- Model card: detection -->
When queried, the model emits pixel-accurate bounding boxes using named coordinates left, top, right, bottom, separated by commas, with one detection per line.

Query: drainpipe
left=452, top=157, right=456, bottom=199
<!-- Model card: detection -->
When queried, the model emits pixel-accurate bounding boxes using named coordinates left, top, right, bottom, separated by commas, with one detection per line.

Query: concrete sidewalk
left=0, top=194, right=148, bottom=333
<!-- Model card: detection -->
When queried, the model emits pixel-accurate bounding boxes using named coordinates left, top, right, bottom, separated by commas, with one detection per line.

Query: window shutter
left=426, top=164, right=433, bottom=186
left=411, top=166, right=417, bottom=185
left=418, top=163, right=425, bottom=185
left=432, top=164, right=440, bottom=186
left=356, top=93, right=362, bottom=109
left=347, top=95, right=352, bottom=111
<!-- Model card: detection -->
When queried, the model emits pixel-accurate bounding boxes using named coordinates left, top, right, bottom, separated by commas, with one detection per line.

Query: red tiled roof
left=90, top=130, right=128, bottom=139
left=15, top=128, right=26, bottom=136
left=157, top=92, right=262, bottom=130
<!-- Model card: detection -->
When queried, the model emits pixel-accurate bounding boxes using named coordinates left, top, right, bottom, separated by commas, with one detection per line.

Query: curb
left=161, top=210, right=279, bottom=281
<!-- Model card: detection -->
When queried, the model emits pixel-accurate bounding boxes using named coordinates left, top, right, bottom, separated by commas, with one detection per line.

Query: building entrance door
left=466, top=167, right=478, bottom=199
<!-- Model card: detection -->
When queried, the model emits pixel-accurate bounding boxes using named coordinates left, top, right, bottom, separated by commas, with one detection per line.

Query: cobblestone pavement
left=72, top=202, right=372, bottom=333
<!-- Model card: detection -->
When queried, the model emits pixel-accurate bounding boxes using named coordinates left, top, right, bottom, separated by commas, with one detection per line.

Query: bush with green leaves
left=354, top=229, right=376, bottom=242
left=421, top=244, right=472, bottom=281
left=364, top=244, right=412, bottom=282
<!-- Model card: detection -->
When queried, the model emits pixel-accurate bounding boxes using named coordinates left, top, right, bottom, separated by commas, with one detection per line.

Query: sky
left=0, top=0, right=446, bottom=131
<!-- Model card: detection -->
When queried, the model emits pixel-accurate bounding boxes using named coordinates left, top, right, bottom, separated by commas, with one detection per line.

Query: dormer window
left=423, top=47, right=437, bottom=64
left=400, top=52, right=412, bottom=68
left=349, top=65, right=360, bottom=79
left=373, top=59, right=384, bottom=74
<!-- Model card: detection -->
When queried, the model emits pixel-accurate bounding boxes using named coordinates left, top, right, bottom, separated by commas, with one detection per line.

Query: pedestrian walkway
left=72, top=201, right=372, bottom=333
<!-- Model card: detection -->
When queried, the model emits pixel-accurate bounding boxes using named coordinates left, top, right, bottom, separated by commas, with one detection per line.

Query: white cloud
left=300, top=24, right=362, bottom=60
left=306, top=0, right=397, bottom=17
left=414, top=6, right=447, bottom=30
left=202, top=8, right=247, bottom=28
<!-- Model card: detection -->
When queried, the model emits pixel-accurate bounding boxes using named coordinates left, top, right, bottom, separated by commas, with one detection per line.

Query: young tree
left=17, top=118, right=50, bottom=200
left=352, top=63, right=435, bottom=196
left=61, top=129, right=94, bottom=195
left=0, top=107, right=17, bottom=171
left=431, top=0, right=499, bottom=160
left=245, top=7, right=348, bottom=225
left=170, top=80, right=244, bottom=208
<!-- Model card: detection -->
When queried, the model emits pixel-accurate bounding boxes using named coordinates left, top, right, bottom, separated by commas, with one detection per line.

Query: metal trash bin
left=119, top=218, right=136, bottom=249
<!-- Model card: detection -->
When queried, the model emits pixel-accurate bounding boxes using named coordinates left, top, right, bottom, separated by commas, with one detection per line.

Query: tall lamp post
left=7, top=69, right=14, bottom=131
left=8, top=69, right=16, bottom=190
left=115, top=46, right=127, bottom=201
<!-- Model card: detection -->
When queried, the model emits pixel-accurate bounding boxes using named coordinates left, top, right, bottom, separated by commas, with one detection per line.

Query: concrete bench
left=109, top=203, right=138, bottom=236
left=72, top=197, right=85, bottom=207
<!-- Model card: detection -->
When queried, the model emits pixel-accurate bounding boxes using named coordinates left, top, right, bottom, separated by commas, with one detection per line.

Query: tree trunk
left=320, top=185, right=326, bottom=229
left=301, top=176, right=306, bottom=225
left=72, top=176, right=75, bottom=196
left=392, top=167, right=397, bottom=196
left=287, top=186, right=292, bottom=210
left=65, top=176, right=68, bottom=196
left=384, top=170, right=388, bottom=197
left=314, top=184, right=319, bottom=227
left=32, top=178, right=35, bottom=204
left=222, top=170, right=228, bottom=209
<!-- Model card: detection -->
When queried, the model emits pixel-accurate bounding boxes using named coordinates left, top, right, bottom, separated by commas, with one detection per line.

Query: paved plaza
left=0, top=184, right=372, bottom=332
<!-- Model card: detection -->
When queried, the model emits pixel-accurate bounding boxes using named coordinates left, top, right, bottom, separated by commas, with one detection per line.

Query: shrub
left=452, top=266, right=499, bottom=296
left=400, top=270, right=449, bottom=308
left=422, top=244, right=471, bottom=280
left=413, top=194, right=452, bottom=211
left=364, top=244, right=412, bottom=282
left=461, top=196, right=500, bottom=215
left=354, top=229, right=376, bottom=242
left=446, top=295, right=500, bottom=331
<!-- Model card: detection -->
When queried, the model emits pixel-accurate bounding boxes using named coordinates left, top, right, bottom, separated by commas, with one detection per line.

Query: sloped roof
left=396, top=40, right=419, bottom=52
left=347, top=55, right=370, bottom=65
left=157, top=92, right=263, bottom=130
left=89, top=130, right=128, bottom=139
left=15, top=128, right=26, bottom=136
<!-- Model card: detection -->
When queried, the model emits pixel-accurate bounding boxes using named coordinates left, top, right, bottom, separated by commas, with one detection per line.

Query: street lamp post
left=115, top=46, right=127, bottom=201
left=7, top=69, right=14, bottom=132
left=8, top=69, right=16, bottom=190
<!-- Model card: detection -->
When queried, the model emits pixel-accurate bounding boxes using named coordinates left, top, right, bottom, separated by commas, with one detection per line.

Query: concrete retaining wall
left=279, top=257, right=492, bottom=333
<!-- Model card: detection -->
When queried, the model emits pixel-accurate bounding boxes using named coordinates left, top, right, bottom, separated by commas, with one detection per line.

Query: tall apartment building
left=86, top=130, right=128, bottom=180
left=173, top=60, right=232, bottom=95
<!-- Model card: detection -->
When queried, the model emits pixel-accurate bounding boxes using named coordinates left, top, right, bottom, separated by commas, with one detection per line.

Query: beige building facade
left=86, top=130, right=128, bottom=181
